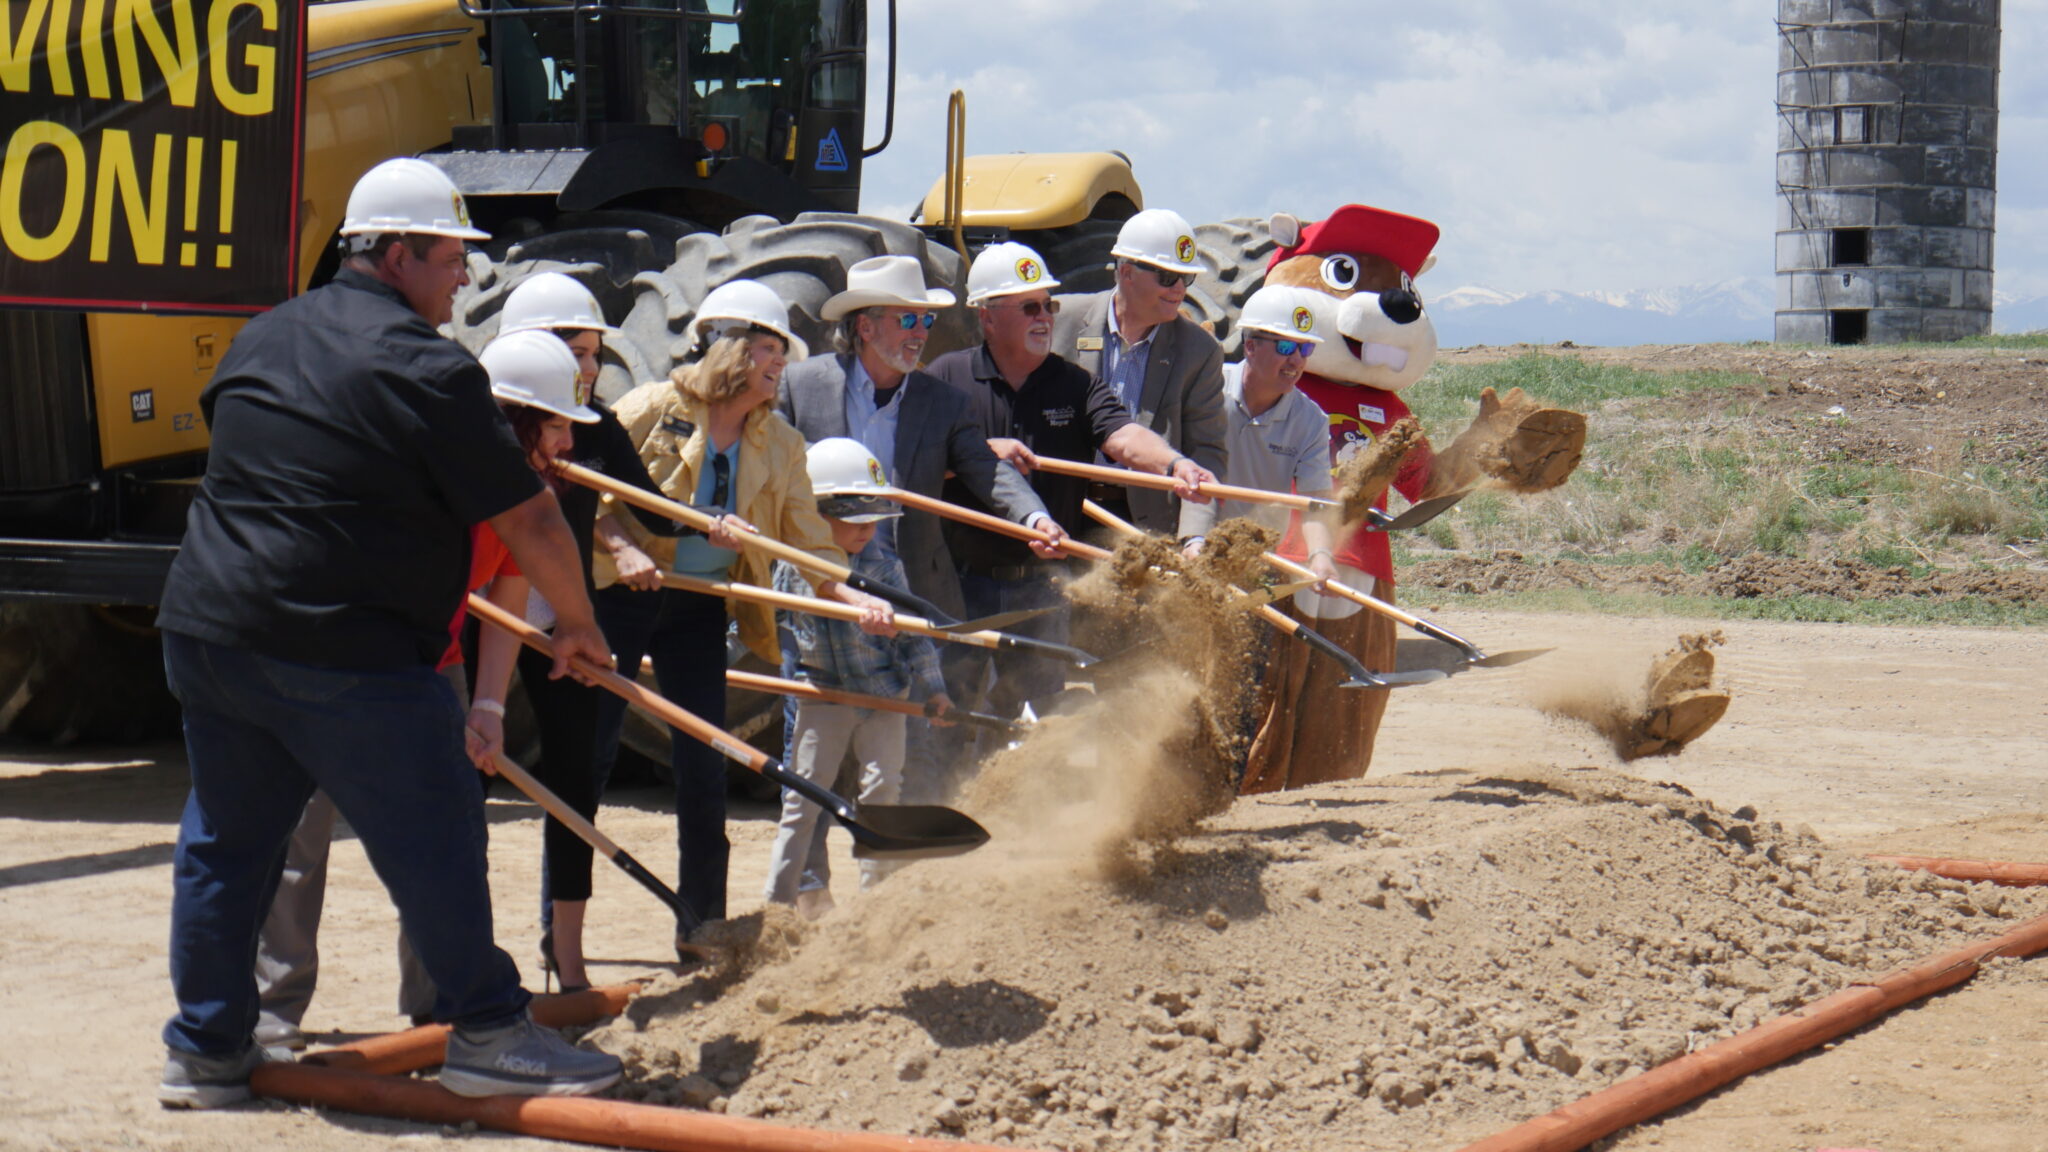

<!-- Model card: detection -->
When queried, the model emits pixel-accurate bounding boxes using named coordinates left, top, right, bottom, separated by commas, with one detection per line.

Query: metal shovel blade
left=1466, top=647, right=1554, bottom=669
left=1366, top=492, right=1467, bottom=533
left=1341, top=667, right=1452, bottom=690
left=994, top=632, right=1101, bottom=669
left=845, top=803, right=994, bottom=861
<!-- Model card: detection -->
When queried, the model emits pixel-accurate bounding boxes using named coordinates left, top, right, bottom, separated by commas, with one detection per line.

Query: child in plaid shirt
left=766, top=441, right=953, bottom=910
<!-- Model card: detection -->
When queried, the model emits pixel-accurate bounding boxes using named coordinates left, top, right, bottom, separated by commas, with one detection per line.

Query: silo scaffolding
left=1775, top=0, right=2001, bottom=344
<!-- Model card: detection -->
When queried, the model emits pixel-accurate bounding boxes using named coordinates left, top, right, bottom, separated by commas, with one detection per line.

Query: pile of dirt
left=1535, top=632, right=1731, bottom=760
left=592, top=768, right=2045, bottom=1150
left=1407, top=551, right=2048, bottom=606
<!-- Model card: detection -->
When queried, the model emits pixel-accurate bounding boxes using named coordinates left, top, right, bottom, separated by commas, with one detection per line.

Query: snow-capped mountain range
left=1426, top=277, right=2048, bottom=346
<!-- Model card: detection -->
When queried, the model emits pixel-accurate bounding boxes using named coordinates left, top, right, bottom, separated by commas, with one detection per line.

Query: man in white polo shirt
left=1180, top=284, right=1338, bottom=584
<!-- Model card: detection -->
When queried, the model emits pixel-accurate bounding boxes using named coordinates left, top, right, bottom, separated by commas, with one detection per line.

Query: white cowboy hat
left=821, top=255, right=956, bottom=322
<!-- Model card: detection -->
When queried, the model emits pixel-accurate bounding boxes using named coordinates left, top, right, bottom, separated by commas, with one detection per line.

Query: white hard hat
left=340, top=158, right=490, bottom=250
left=805, top=437, right=900, bottom=523
left=1110, top=208, right=1201, bottom=275
left=691, top=279, right=809, bottom=361
left=966, top=242, right=1060, bottom=306
left=480, top=330, right=599, bottom=423
left=1237, top=284, right=1326, bottom=344
left=500, top=272, right=621, bottom=335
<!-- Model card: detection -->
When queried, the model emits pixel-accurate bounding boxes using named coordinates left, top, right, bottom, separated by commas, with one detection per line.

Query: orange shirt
left=440, top=523, right=519, bottom=669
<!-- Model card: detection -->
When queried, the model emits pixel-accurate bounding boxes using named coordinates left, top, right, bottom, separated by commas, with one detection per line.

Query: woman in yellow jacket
left=593, top=281, right=894, bottom=948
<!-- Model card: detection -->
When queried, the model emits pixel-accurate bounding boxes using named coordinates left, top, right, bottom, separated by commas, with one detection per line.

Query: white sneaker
left=158, top=1044, right=278, bottom=1109
left=440, top=1013, right=622, bottom=1098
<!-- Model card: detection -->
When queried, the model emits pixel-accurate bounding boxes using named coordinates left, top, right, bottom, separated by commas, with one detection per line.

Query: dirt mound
left=591, top=769, right=2045, bottom=1149
left=1536, top=632, right=1731, bottom=760
left=1408, top=551, right=2048, bottom=606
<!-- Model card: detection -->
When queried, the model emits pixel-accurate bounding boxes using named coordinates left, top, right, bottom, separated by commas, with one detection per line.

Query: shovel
left=556, top=462, right=961, bottom=626
left=883, top=486, right=1114, bottom=561
left=467, top=595, right=990, bottom=861
left=1027, top=456, right=1465, bottom=533
left=1079, top=499, right=1446, bottom=692
left=1263, top=552, right=1552, bottom=670
left=661, top=573, right=1101, bottom=670
left=725, top=669, right=1027, bottom=736
left=484, top=750, right=702, bottom=936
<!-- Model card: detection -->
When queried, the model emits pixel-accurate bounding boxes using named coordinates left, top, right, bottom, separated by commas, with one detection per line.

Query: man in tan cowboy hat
left=778, top=254, right=1061, bottom=800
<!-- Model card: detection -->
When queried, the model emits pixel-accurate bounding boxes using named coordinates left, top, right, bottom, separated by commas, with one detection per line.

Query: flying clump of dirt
left=1537, top=631, right=1732, bottom=761
left=1335, top=416, right=1423, bottom=525
left=1430, top=386, right=1588, bottom=496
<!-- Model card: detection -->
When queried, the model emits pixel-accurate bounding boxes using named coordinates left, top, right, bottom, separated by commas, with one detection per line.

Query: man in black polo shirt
left=153, top=158, right=621, bottom=1107
left=925, top=241, right=1215, bottom=745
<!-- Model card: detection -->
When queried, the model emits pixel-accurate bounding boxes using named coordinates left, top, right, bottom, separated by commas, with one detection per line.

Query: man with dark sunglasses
left=926, top=243, right=1204, bottom=768
left=779, top=255, right=1057, bottom=801
left=1051, top=207, right=1227, bottom=540
left=1179, top=285, right=1340, bottom=585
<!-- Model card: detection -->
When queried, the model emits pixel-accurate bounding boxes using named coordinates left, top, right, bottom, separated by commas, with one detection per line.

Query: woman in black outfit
left=470, top=272, right=674, bottom=991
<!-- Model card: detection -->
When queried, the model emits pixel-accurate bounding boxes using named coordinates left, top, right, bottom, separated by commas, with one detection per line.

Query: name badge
left=660, top=415, right=697, bottom=440
left=1357, top=404, right=1386, bottom=425
left=1076, top=337, right=1104, bottom=352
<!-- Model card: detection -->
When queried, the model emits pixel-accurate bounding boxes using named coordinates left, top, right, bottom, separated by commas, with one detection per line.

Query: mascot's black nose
left=1379, top=288, right=1422, bottom=325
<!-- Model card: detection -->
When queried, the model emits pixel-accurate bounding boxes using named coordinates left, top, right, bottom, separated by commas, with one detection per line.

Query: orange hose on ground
left=1868, top=854, right=2048, bottom=887
left=301, top=984, right=638, bottom=1075
left=250, top=1062, right=1047, bottom=1152
left=1454, top=910, right=2048, bottom=1152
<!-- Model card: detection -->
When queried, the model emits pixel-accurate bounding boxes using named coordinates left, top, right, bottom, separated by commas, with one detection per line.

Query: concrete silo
left=1775, top=1, right=2000, bottom=344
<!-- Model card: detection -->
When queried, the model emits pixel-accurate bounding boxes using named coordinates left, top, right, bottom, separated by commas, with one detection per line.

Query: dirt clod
left=1537, top=632, right=1732, bottom=760
left=1335, top=417, right=1423, bottom=525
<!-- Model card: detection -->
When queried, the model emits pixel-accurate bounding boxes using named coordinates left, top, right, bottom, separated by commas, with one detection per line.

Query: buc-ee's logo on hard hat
left=1014, top=257, right=1041, bottom=283
left=1174, top=235, right=1196, bottom=265
left=1291, top=306, right=1314, bottom=333
left=452, top=190, right=471, bottom=227
left=867, top=459, right=887, bottom=486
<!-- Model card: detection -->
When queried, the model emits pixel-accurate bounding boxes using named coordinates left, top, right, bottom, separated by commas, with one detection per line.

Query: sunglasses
left=1133, top=264, right=1197, bottom=289
left=892, top=311, right=938, bottom=330
left=1257, top=336, right=1315, bottom=357
left=991, top=299, right=1061, bottom=318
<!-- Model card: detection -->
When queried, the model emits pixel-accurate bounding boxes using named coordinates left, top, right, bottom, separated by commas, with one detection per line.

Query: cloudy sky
left=856, top=0, right=2046, bottom=299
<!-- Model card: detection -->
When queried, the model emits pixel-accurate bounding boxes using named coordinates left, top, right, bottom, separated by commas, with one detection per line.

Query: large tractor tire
left=454, top=210, right=972, bottom=404
left=0, top=605, right=182, bottom=745
left=1183, top=216, right=1280, bottom=358
left=1017, top=215, right=1129, bottom=299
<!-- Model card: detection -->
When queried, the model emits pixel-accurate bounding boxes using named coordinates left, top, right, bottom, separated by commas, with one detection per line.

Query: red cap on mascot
left=1269, top=205, right=1441, bottom=279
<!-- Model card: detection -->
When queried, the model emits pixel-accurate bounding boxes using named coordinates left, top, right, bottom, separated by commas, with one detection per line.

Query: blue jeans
left=590, top=584, right=730, bottom=927
left=161, top=632, right=527, bottom=1057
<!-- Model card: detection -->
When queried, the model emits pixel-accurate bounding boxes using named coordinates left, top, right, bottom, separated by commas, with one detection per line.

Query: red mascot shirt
left=1276, top=374, right=1433, bottom=586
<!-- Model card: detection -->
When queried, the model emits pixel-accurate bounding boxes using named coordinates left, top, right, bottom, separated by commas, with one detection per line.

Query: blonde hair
left=671, top=332, right=759, bottom=405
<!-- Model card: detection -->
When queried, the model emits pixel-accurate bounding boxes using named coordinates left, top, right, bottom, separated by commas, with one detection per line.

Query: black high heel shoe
left=539, top=928, right=590, bottom=995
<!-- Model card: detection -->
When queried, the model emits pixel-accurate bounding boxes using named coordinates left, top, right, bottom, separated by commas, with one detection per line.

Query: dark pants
left=520, top=642, right=601, bottom=908
left=912, top=566, right=1068, bottom=800
left=162, top=633, right=527, bottom=1057
left=590, top=584, right=730, bottom=927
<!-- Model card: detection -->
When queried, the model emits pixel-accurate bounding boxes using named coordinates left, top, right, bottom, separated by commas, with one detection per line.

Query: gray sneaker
left=157, top=1044, right=276, bottom=1109
left=440, top=1014, right=622, bottom=1098
left=253, top=1016, right=307, bottom=1055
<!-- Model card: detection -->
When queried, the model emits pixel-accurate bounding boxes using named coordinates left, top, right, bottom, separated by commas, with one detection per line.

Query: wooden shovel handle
left=1263, top=551, right=1424, bottom=628
left=557, top=461, right=855, bottom=585
left=489, top=751, right=624, bottom=857
left=466, top=594, right=772, bottom=774
left=885, top=487, right=1113, bottom=561
left=726, top=669, right=925, bottom=720
left=660, top=573, right=1002, bottom=653
left=1032, top=455, right=1326, bottom=511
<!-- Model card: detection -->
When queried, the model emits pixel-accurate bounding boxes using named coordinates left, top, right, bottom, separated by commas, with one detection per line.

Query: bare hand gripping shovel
left=1078, top=500, right=1446, bottom=691
left=468, top=595, right=990, bottom=861
left=1263, top=552, right=1552, bottom=671
left=556, top=461, right=963, bottom=626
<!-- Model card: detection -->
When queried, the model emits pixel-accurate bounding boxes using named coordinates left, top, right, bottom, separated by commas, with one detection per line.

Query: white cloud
left=859, top=0, right=2041, bottom=301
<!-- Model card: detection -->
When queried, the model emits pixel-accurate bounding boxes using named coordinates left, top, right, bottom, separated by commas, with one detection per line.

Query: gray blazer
left=1051, top=290, right=1227, bottom=538
left=777, top=352, right=1047, bottom=620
